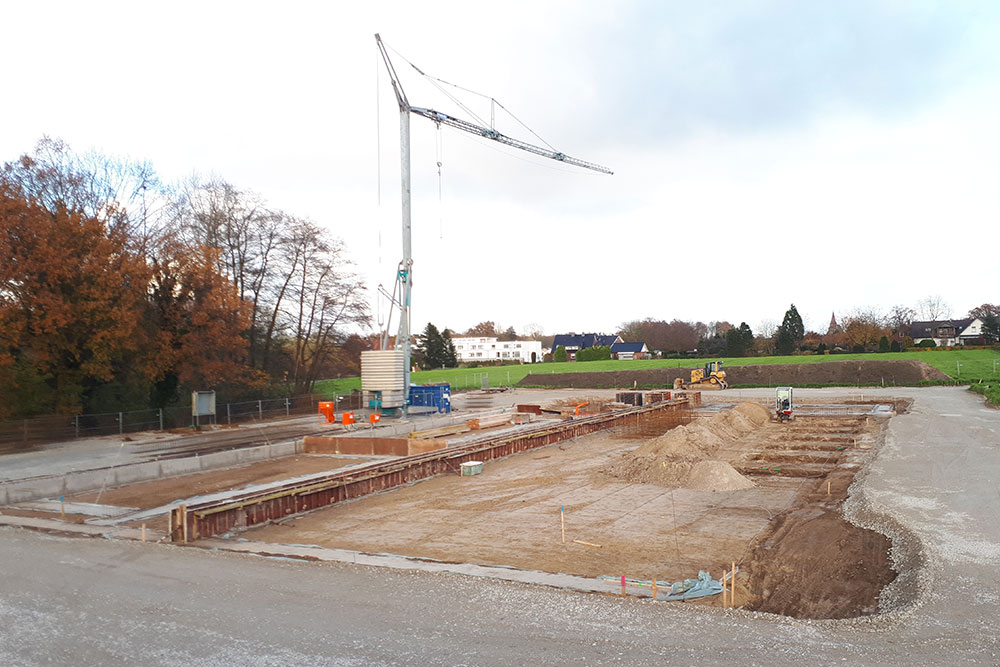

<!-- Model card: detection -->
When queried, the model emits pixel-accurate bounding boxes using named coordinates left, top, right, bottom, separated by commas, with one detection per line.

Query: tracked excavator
left=673, top=361, right=728, bottom=390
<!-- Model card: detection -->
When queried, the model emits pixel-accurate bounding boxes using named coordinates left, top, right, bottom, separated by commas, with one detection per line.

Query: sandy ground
left=242, top=404, right=889, bottom=617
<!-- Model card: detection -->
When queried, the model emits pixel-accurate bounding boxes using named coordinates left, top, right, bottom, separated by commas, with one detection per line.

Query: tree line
left=0, top=138, right=369, bottom=420
left=619, top=300, right=998, bottom=358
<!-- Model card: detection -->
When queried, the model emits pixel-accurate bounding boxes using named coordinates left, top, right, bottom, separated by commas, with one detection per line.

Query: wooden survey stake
left=560, top=505, right=565, bottom=544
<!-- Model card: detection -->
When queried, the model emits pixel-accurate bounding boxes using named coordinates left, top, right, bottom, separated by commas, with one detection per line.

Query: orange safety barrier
left=318, top=401, right=335, bottom=423
left=341, top=411, right=355, bottom=426
left=369, top=413, right=381, bottom=425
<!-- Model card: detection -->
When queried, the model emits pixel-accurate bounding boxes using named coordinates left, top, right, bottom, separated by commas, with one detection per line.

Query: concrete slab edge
left=0, top=441, right=301, bottom=505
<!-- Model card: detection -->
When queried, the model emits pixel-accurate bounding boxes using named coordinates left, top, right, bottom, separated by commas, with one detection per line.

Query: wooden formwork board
left=171, top=396, right=693, bottom=542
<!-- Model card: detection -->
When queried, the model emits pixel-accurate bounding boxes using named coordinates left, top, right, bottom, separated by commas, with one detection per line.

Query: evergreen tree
left=878, top=335, right=891, bottom=353
left=775, top=304, right=804, bottom=355
left=418, top=323, right=448, bottom=369
left=725, top=322, right=754, bottom=357
left=554, top=345, right=568, bottom=362
left=441, top=329, right=458, bottom=368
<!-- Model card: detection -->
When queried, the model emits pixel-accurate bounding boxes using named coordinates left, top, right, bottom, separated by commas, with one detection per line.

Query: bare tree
left=887, top=305, right=916, bottom=333
left=916, top=295, right=951, bottom=321
left=3, top=136, right=167, bottom=248
left=756, top=319, right=777, bottom=339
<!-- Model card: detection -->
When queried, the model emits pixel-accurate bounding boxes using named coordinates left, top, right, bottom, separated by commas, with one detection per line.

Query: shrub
left=890, top=340, right=901, bottom=352
left=554, top=346, right=568, bottom=362
left=918, top=339, right=937, bottom=348
left=878, top=336, right=890, bottom=353
left=576, top=345, right=611, bottom=362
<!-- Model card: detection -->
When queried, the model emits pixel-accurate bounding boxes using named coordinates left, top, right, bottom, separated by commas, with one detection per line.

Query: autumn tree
left=465, top=321, right=499, bottom=337
left=0, top=184, right=152, bottom=416
left=3, top=136, right=167, bottom=248
left=498, top=326, right=518, bottom=341
left=147, top=240, right=266, bottom=402
left=841, top=310, right=889, bottom=352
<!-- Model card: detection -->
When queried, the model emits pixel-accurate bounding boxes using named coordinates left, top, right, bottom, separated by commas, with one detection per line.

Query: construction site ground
left=242, top=398, right=891, bottom=618
left=5, top=387, right=896, bottom=619
left=2, top=386, right=1000, bottom=665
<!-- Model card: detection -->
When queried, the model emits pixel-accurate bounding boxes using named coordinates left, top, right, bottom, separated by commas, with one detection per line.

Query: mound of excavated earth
left=519, top=359, right=949, bottom=388
left=604, top=402, right=766, bottom=490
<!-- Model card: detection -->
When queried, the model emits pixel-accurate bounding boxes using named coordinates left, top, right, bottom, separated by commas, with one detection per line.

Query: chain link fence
left=0, top=391, right=367, bottom=451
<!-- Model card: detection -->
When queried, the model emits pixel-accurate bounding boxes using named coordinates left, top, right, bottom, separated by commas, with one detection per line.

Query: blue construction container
left=409, top=383, right=451, bottom=413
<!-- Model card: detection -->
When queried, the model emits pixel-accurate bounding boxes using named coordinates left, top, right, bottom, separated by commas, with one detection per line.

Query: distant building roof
left=551, top=333, right=623, bottom=351
left=908, top=319, right=975, bottom=339
left=611, top=342, right=647, bottom=354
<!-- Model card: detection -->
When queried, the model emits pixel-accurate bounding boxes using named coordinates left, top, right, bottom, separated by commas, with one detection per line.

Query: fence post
left=119, top=412, right=123, bottom=435
left=75, top=415, right=79, bottom=439
left=258, top=400, right=263, bottom=420
left=23, top=419, right=28, bottom=443
left=285, top=398, right=290, bottom=417
left=159, top=408, right=163, bottom=431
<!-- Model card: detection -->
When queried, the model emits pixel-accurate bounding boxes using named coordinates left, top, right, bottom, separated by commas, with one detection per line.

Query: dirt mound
left=605, top=403, right=761, bottom=490
left=519, top=359, right=950, bottom=388
left=686, top=460, right=756, bottom=492
left=733, top=401, right=770, bottom=425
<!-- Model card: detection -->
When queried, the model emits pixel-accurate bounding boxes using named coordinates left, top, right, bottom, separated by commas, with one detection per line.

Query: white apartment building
left=452, top=337, right=543, bottom=364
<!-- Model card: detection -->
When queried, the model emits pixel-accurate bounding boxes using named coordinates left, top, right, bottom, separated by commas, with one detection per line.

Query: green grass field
left=314, top=348, right=1000, bottom=397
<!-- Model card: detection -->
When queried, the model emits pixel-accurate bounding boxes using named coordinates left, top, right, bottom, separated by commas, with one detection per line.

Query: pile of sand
left=685, top=460, right=755, bottom=492
left=604, top=402, right=765, bottom=491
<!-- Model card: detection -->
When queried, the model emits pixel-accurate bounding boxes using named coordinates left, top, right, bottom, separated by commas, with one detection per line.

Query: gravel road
left=1, top=386, right=998, bottom=666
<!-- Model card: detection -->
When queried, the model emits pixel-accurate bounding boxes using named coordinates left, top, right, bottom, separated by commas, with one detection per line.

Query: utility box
left=191, top=391, right=216, bottom=427
left=409, top=384, right=451, bottom=413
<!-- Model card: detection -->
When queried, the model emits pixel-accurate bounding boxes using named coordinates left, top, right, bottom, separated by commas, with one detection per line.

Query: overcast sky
left=4, top=1, right=998, bottom=338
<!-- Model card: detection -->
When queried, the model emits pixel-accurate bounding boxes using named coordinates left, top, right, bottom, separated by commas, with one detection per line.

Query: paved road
left=1, top=387, right=998, bottom=666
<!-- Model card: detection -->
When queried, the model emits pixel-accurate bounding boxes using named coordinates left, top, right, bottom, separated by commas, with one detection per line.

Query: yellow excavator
left=673, top=361, right=728, bottom=390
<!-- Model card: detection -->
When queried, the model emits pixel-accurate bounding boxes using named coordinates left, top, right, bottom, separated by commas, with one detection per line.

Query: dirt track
left=520, top=359, right=949, bottom=388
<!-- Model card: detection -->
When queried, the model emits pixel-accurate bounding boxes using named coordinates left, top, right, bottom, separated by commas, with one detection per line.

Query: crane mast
left=373, top=33, right=611, bottom=411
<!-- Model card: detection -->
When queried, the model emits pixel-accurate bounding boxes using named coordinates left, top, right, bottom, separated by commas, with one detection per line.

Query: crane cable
left=387, top=42, right=558, bottom=153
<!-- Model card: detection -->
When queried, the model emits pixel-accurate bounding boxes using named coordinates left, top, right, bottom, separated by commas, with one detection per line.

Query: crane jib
left=409, top=106, right=613, bottom=175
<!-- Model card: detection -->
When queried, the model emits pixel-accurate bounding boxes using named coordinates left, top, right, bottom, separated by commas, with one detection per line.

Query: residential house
left=610, top=341, right=649, bottom=360
left=550, top=333, right=624, bottom=360
left=906, top=319, right=985, bottom=347
left=452, top=337, right=543, bottom=363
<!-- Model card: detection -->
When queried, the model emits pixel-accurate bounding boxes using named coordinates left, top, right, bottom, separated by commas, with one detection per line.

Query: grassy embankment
left=315, top=349, right=1000, bottom=405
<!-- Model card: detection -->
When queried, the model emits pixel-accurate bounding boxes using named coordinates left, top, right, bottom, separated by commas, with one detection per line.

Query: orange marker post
left=651, top=578, right=657, bottom=602
left=621, top=575, right=626, bottom=597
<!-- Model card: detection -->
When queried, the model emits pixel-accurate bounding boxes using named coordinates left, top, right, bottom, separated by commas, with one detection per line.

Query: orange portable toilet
left=318, top=401, right=335, bottom=423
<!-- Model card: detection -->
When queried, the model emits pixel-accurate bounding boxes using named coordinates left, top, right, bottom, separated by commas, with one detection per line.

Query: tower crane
left=373, top=33, right=612, bottom=410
